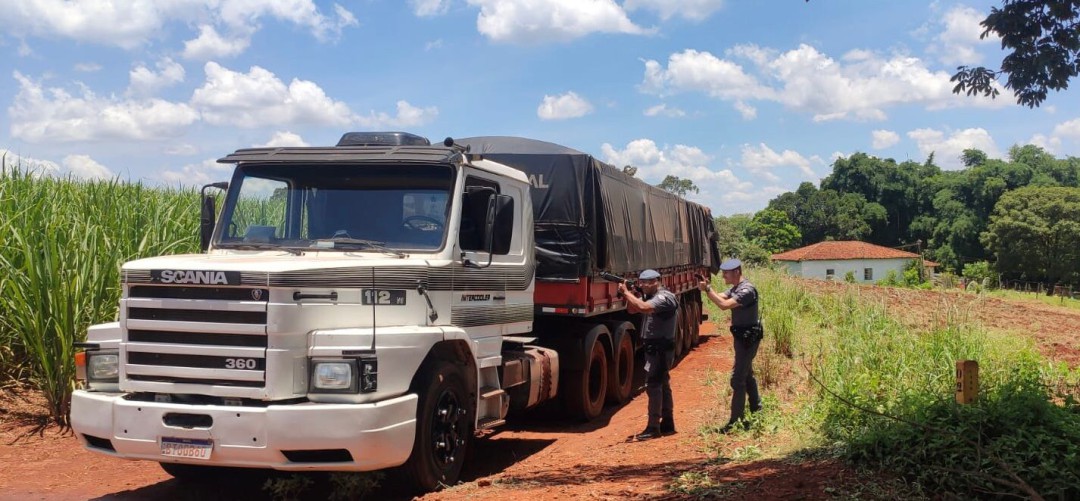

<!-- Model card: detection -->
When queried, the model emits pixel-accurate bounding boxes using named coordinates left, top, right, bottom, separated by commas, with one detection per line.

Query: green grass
left=698, top=268, right=1080, bottom=499
left=0, top=166, right=199, bottom=425
left=984, top=287, right=1080, bottom=311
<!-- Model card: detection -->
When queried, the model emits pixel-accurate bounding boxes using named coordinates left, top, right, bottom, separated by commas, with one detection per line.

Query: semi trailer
left=70, top=132, right=721, bottom=492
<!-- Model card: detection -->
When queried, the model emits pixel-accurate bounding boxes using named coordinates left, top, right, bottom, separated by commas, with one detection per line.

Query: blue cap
left=719, top=258, right=742, bottom=271
left=639, top=269, right=661, bottom=280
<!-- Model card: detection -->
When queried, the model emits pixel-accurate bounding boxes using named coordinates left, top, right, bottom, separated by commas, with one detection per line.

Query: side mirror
left=200, top=182, right=228, bottom=252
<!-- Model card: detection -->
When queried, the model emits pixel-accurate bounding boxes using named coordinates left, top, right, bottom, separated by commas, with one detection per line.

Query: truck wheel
left=673, top=304, right=687, bottom=364
left=563, top=329, right=608, bottom=421
left=605, top=323, right=634, bottom=405
left=689, top=301, right=701, bottom=346
left=403, top=361, right=472, bottom=492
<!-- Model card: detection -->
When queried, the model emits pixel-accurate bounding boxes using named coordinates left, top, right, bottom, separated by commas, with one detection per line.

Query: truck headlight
left=87, top=351, right=120, bottom=383
left=311, top=359, right=358, bottom=393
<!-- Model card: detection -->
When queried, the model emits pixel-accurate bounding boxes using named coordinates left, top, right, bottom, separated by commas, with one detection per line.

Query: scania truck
left=70, top=132, right=721, bottom=492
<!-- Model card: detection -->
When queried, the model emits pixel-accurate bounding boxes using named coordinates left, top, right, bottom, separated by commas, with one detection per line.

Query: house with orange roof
left=771, top=241, right=931, bottom=283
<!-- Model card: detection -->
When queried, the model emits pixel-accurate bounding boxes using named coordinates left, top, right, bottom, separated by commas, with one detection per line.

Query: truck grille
left=124, top=285, right=269, bottom=389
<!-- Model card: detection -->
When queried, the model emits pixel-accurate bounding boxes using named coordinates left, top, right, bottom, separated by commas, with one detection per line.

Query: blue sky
left=2, top=0, right=1078, bottom=216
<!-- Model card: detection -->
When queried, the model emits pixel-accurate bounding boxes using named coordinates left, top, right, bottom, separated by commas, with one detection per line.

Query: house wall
left=784, top=258, right=914, bottom=283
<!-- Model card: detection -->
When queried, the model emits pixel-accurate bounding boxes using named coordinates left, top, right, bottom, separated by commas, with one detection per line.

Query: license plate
left=160, top=437, right=213, bottom=460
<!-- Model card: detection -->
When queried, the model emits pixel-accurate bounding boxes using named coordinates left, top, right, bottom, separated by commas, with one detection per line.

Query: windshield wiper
left=313, top=238, right=407, bottom=258
left=216, top=242, right=304, bottom=255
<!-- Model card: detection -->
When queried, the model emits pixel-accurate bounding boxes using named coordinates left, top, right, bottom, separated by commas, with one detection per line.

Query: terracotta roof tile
left=771, top=241, right=921, bottom=262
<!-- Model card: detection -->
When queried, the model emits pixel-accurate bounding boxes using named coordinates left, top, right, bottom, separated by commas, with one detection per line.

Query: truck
left=70, top=132, right=721, bottom=492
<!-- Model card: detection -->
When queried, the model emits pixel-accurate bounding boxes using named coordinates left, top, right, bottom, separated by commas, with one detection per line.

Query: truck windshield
left=215, top=163, right=454, bottom=253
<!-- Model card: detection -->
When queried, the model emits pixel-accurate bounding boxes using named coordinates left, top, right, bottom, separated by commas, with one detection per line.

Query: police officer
left=619, top=269, right=679, bottom=440
left=698, top=259, right=762, bottom=432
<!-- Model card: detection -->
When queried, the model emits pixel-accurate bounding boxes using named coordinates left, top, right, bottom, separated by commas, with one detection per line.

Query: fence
left=999, top=279, right=1078, bottom=301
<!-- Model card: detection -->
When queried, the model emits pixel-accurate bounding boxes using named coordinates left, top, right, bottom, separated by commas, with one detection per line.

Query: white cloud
left=644, top=103, right=686, bottom=117
left=10, top=71, right=199, bottom=143
left=871, top=129, right=900, bottom=149
left=182, top=25, right=251, bottom=60
left=255, top=131, right=310, bottom=147
left=74, top=62, right=102, bottom=72
left=623, top=0, right=726, bottom=21
left=537, top=91, right=594, bottom=120
left=425, top=39, right=444, bottom=51
left=411, top=0, right=452, bottom=16
left=733, top=100, right=756, bottom=120
left=600, top=138, right=748, bottom=190
left=1052, top=118, right=1080, bottom=140
left=642, top=44, right=1008, bottom=123
left=906, top=127, right=998, bottom=169
left=0, top=149, right=60, bottom=176
left=160, top=157, right=234, bottom=187
left=356, top=100, right=439, bottom=128
left=738, top=143, right=816, bottom=182
left=165, top=144, right=199, bottom=156
left=641, top=49, right=767, bottom=100
left=0, top=149, right=113, bottom=179
left=127, top=57, right=185, bottom=97
left=191, top=62, right=355, bottom=127
left=926, top=5, right=993, bottom=66
left=0, top=0, right=356, bottom=52
left=466, top=0, right=650, bottom=44
left=62, top=154, right=114, bottom=180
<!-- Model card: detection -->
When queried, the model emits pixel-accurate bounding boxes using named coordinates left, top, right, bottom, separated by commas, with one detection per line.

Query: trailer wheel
left=403, top=361, right=472, bottom=492
left=689, top=300, right=701, bottom=347
left=673, top=304, right=688, bottom=363
left=605, top=323, right=635, bottom=405
left=563, top=328, right=608, bottom=421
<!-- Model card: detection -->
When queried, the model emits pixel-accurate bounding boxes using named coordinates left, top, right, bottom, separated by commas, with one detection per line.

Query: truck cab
left=71, top=133, right=555, bottom=491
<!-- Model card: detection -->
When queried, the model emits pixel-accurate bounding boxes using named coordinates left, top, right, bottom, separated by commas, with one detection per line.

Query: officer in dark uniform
left=620, top=269, right=679, bottom=440
left=698, top=258, right=762, bottom=432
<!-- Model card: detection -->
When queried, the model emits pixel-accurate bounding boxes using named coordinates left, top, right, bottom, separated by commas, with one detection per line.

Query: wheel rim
left=431, top=388, right=465, bottom=469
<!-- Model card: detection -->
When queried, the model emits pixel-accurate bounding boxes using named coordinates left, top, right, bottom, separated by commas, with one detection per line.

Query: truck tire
left=605, top=322, right=635, bottom=405
left=673, top=304, right=687, bottom=363
left=689, top=300, right=701, bottom=346
left=403, top=361, right=472, bottom=492
left=563, top=327, right=608, bottom=421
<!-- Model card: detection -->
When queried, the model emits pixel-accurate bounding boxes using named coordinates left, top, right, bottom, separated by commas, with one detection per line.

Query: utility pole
left=916, top=239, right=923, bottom=282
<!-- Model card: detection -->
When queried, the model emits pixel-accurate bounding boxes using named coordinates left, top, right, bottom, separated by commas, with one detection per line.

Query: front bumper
left=70, top=390, right=418, bottom=471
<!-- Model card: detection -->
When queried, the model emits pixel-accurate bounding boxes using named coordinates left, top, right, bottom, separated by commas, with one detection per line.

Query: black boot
left=660, top=416, right=676, bottom=435
left=635, top=425, right=662, bottom=441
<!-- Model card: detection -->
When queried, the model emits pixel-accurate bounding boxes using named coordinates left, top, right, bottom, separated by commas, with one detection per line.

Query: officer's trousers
left=645, top=349, right=675, bottom=427
left=730, top=336, right=762, bottom=423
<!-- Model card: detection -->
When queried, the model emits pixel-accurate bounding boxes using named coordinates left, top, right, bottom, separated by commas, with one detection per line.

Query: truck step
left=477, top=417, right=506, bottom=430
left=479, top=386, right=506, bottom=400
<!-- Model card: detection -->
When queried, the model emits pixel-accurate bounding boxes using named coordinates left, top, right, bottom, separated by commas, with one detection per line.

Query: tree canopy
left=759, top=145, right=1080, bottom=286
left=656, top=175, right=699, bottom=196
left=951, top=0, right=1080, bottom=108
left=982, top=186, right=1080, bottom=286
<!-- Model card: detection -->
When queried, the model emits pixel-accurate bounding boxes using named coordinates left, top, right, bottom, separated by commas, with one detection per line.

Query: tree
left=982, top=186, right=1080, bottom=288
left=747, top=209, right=801, bottom=254
left=951, top=0, right=1080, bottom=108
left=656, top=175, right=699, bottom=196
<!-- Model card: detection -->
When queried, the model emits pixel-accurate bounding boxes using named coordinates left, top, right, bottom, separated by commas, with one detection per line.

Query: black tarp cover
left=456, top=137, right=719, bottom=281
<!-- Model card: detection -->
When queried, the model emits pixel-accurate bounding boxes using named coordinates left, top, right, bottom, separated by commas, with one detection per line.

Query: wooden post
left=956, top=360, right=979, bottom=405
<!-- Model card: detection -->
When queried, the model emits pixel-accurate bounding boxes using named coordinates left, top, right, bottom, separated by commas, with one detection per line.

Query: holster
left=643, top=338, right=675, bottom=355
left=730, top=323, right=764, bottom=342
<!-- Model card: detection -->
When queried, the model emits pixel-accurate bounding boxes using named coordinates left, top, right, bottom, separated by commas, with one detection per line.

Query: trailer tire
left=563, top=328, right=608, bottom=421
left=403, top=361, right=472, bottom=492
left=605, top=322, right=635, bottom=405
left=689, top=300, right=701, bottom=347
left=673, top=304, right=688, bottom=364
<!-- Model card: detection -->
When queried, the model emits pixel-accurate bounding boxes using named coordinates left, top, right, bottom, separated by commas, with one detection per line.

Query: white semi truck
left=70, top=132, right=720, bottom=492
